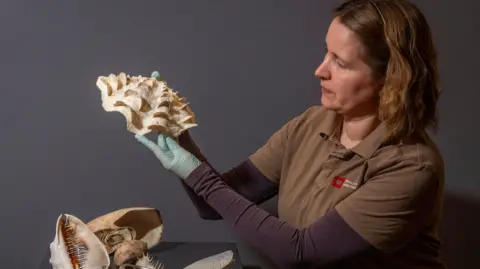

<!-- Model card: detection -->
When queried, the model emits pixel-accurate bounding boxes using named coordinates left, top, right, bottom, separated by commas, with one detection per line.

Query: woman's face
left=315, top=17, right=383, bottom=119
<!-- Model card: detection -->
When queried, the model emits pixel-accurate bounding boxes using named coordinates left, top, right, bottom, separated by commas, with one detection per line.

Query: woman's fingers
left=135, top=134, right=172, bottom=166
left=134, top=135, right=158, bottom=151
left=165, top=136, right=180, bottom=150
left=157, top=133, right=169, bottom=150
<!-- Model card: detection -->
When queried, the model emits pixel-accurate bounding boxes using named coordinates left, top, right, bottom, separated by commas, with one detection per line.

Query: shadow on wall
left=440, top=192, right=480, bottom=269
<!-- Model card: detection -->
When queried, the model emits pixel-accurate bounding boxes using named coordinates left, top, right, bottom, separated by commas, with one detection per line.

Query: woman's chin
left=321, top=95, right=335, bottom=109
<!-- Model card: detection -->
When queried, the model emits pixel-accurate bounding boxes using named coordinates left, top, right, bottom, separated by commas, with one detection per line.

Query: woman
left=135, top=0, right=446, bottom=268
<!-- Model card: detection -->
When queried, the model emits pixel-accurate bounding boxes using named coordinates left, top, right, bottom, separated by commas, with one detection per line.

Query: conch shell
left=96, top=71, right=197, bottom=136
left=49, top=214, right=110, bottom=269
left=87, top=207, right=164, bottom=266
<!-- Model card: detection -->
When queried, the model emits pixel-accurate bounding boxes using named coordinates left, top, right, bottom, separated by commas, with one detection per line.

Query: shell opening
left=59, top=214, right=89, bottom=269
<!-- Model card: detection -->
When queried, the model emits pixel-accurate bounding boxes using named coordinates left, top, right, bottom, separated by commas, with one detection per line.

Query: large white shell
left=96, top=72, right=197, bottom=136
left=87, top=207, right=164, bottom=255
left=49, top=214, right=110, bottom=269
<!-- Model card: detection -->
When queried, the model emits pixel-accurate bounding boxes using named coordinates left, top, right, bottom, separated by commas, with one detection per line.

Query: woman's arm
left=183, top=161, right=439, bottom=268
left=175, top=107, right=309, bottom=220
left=177, top=131, right=278, bottom=219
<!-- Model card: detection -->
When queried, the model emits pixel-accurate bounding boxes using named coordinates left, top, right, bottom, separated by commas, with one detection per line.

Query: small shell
left=135, top=253, right=164, bottom=269
left=114, top=239, right=148, bottom=265
left=94, top=227, right=136, bottom=253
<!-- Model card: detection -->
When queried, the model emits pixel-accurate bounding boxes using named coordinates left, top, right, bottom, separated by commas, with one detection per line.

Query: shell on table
left=87, top=207, right=164, bottom=255
left=114, top=239, right=148, bottom=266
left=48, top=214, right=110, bottom=269
left=184, top=250, right=235, bottom=269
left=130, top=251, right=235, bottom=269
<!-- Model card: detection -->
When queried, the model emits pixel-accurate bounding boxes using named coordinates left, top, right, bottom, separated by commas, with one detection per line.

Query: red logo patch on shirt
left=331, top=176, right=359, bottom=190
left=332, top=176, right=346, bottom=188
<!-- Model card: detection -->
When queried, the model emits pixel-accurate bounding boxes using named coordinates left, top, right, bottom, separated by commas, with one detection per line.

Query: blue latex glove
left=135, top=133, right=202, bottom=179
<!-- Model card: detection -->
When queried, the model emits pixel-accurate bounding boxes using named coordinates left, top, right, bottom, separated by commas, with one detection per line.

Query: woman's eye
left=335, top=59, right=345, bottom=68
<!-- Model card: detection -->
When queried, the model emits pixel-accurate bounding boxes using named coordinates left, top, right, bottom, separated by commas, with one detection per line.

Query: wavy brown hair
left=333, top=0, right=441, bottom=141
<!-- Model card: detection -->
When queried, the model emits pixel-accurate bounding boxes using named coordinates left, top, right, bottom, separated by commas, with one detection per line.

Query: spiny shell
left=96, top=72, right=197, bottom=136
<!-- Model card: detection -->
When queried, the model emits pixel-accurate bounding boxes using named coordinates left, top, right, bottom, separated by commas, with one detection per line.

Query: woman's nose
left=315, top=57, right=330, bottom=79
left=314, top=60, right=330, bottom=80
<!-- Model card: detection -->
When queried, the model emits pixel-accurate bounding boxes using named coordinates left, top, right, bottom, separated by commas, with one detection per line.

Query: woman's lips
left=322, top=86, right=333, bottom=95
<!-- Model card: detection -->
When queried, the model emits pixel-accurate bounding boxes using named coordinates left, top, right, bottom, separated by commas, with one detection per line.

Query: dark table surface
left=39, top=242, right=248, bottom=269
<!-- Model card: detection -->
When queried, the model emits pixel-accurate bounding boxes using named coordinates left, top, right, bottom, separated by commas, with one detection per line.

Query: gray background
left=0, top=0, right=478, bottom=268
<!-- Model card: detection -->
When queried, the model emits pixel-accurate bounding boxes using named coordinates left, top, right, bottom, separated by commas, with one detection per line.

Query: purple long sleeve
left=184, top=162, right=373, bottom=268
left=176, top=131, right=278, bottom=219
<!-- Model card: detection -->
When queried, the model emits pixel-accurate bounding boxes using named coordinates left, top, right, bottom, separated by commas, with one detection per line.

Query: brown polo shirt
left=248, top=105, right=445, bottom=268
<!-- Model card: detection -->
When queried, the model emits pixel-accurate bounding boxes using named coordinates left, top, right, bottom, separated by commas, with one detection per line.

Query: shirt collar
left=318, top=111, right=387, bottom=159
left=350, top=121, right=387, bottom=158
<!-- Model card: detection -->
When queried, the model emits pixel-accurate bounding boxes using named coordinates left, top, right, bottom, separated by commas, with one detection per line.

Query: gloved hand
left=134, top=133, right=202, bottom=179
